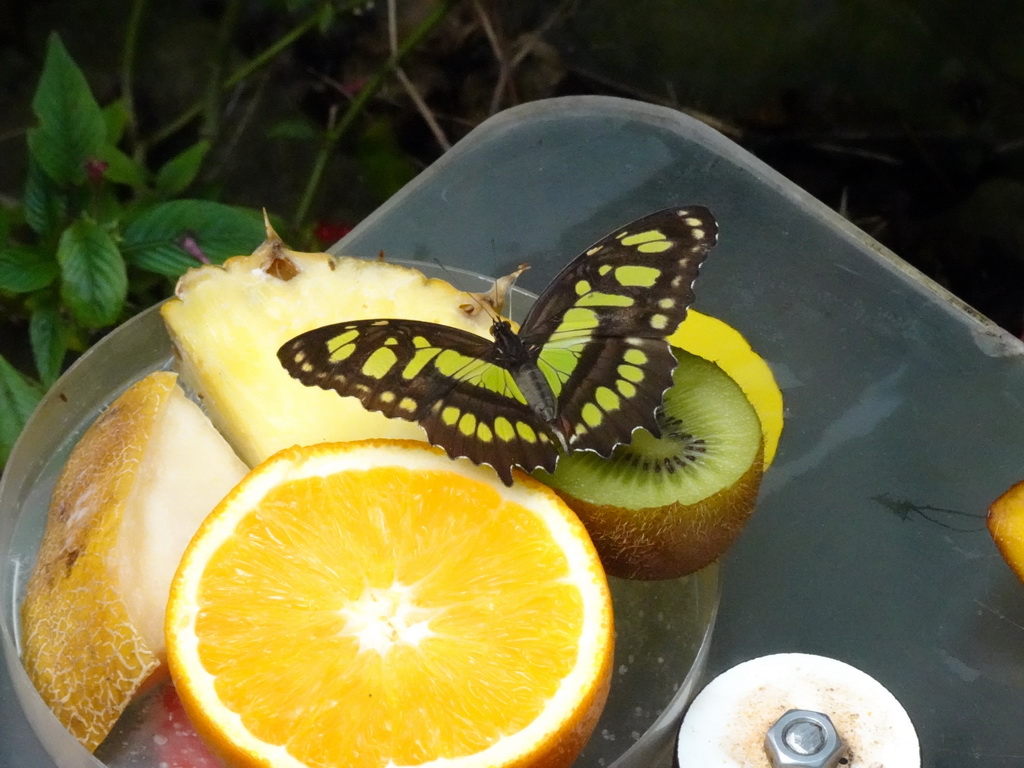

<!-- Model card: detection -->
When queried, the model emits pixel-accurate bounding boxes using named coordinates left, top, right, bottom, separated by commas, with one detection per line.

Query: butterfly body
left=490, top=320, right=561, bottom=431
left=279, top=206, right=718, bottom=485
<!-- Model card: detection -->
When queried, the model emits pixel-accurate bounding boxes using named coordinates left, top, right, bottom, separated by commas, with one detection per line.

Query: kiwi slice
left=536, top=349, right=764, bottom=579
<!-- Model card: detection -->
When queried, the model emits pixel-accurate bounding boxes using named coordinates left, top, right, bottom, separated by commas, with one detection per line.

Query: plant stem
left=291, top=0, right=453, bottom=232
left=202, top=0, right=246, bottom=142
left=143, top=6, right=325, bottom=149
left=120, top=0, right=150, bottom=156
left=388, top=0, right=451, bottom=151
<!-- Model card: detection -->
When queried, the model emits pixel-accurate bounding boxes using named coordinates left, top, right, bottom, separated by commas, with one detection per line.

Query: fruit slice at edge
left=20, top=371, right=247, bottom=751
left=166, top=439, right=614, bottom=768
left=160, top=233, right=502, bottom=468
left=670, top=309, right=783, bottom=467
left=537, top=350, right=764, bottom=579
left=988, top=479, right=1024, bottom=584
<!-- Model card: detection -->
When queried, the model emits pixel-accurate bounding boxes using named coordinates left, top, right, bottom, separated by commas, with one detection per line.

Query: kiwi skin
left=553, top=444, right=763, bottom=579
left=538, top=350, right=765, bottom=580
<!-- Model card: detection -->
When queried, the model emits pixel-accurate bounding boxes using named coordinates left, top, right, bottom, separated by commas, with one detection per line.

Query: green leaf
left=98, top=143, right=149, bottom=188
left=122, top=200, right=264, bottom=278
left=0, top=354, right=45, bottom=467
left=356, top=118, right=419, bottom=203
left=29, top=300, right=68, bottom=386
left=317, top=2, right=338, bottom=34
left=267, top=118, right=318, bottom=141
left=26, top=34, right=106, bottom=186
left=57, top=219, right=127, bottom=328
left=0, top=245, right=59, bottom=293
left=0, top=205, right=10, bottom=244
left=155, top=140, right=211, bottom=196
left=103, top=99, right=131, bottom=144
left=23, top=156, right=65, bottom=235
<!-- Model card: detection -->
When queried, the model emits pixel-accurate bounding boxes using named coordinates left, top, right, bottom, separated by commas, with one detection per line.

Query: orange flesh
left=191, top=467, right=585, bottom=766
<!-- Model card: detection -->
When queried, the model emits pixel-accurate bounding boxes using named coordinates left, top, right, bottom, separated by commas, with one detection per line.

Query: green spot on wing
left=558, top=307, right=599, bottom=332
left=619, top=229, right=664, bottom=245
left=576, top=291, right=634, bottom=307
left=614, top=265, right=660, bottom=287
left=458, top=412, right=477, bottom=436
left=434, top=349, right=472, bottom=376
left=537, top=347, right=581, bottom=396
left=581, top=403, right=603, bottom=427
left=516, top=422, right=538, bottom=442
left=595, top=386, right=620, bottom=412
left=618, top=364, right=644, bottom=383
left=328, top=330, right=360, bottom=363
left=495, top=417, right=516, bottom=441
left=623, top=348, right=647, bottom=365
left=638, top=240, right=673, bottom=253
left=361, top=346, right=398, bottom=377
left=402, top=347, right=441, bottom=379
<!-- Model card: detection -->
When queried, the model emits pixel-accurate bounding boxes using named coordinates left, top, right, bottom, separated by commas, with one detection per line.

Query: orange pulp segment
left=166, top=439, right=613, bottom=768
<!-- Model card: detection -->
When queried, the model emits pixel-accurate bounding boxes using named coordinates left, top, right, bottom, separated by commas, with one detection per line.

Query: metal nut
left=764, top=709, right=847, bottom=768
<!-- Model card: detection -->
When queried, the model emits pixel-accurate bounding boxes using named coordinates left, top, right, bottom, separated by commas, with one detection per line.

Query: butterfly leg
left=550, top=416, right=571, bottom=453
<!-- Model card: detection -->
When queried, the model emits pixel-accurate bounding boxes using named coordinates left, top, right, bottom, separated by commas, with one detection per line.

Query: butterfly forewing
left=521, top=206, right=717, bottom=455
left=519, top=206, right=717, bottom=337
left=277, top=318, right=560, bottom=484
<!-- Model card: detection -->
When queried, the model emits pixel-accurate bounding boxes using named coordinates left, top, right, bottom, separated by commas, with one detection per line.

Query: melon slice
left=20, top=371, right=247, bottom=751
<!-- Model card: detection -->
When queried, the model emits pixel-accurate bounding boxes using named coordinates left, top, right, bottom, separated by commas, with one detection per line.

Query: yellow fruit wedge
left=670, top=309, right=784, bottom=467
left=988, top=480, right=1024, bottom=584
left=166, top=439, right=614, bottom=768
left=20, top=372, right=247, bottom=751
left=161, top=225, right=500, bottom=467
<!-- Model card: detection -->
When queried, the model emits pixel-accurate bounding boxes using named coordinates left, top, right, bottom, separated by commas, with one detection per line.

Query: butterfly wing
left=277, top=318, right=560, bottom=484
left=519, top=206, right=717, bottom=456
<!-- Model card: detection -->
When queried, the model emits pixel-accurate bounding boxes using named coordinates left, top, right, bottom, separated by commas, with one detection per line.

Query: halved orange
left=165, top=439, right=614, bottom=768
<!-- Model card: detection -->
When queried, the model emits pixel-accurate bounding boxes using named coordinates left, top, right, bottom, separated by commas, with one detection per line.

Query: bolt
left=784, top=719, right=826, bottom=754
left=764, top=709, right=848, bottom=768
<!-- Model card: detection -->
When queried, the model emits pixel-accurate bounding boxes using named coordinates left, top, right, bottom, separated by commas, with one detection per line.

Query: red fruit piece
left=154, top=685, right=220, bottom=768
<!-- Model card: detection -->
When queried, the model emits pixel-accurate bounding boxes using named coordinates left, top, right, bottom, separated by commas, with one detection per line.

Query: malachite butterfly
left=278, top=206, right=718, bottom=485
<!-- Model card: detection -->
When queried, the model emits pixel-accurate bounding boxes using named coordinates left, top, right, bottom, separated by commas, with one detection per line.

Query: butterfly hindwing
left=540, top=334, right=678, bottom=454
left=420, top=362, right=561, bottom=484
left=277, top=318, right=560, bottom=484
left=521, top=206, right=717, bottom=455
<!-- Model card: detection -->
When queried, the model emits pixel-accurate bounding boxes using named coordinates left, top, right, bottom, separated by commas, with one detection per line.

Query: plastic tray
left=0, top=256, right=717, bottom=768
left=5, top=93, right=1024, bottom=767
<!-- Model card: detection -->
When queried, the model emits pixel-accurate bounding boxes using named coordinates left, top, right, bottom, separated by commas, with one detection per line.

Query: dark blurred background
left=4, top=0, right=1024, bottom=333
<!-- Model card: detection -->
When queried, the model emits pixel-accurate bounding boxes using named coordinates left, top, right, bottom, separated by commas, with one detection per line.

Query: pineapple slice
left=20, top=372, right=247, bottom=750
left=160, top=225, right=501, bottom=466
